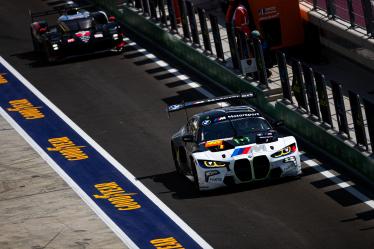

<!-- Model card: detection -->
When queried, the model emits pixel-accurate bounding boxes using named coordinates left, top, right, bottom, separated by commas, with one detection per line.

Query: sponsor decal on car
left=94, top=182, right=141, bottom=211
left=0, top=73, right=8, bottom=84
left=150, top=237, right=185, bottom=249
left=227, top=113, right=260, bottom=119
left=7, top=99, right=44, bottom=120
left=75, top=31, right=91, bottom=43
left=205, top=170, right=220, bottom=182
left=231, top=146, right=252, bottom=157
left=201, top=119, right=211, bottom=126
left=47, top=137, right=88, bottom=161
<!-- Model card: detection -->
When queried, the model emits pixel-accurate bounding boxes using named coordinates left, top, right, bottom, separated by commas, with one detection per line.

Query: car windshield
left=200, top=117, right=271, bottom=142
left=61, top=18, right=92, bottom=31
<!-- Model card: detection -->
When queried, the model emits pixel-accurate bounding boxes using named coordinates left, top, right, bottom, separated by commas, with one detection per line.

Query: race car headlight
left=271, top=143, right=297, bottom=158
left=198, top=160, right=228, bottom=168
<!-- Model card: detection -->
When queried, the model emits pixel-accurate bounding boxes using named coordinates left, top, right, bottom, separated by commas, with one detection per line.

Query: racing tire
left=43, top=44, right=58, bottom=64
left=171, top=143, right=183, bottom=175
left=30, top=29, right=39, bottom=52
left=190, top=159, right=201, bottom=192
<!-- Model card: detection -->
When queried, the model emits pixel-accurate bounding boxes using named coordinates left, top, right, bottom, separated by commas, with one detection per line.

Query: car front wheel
left=190, top=158, right=201, bottom=192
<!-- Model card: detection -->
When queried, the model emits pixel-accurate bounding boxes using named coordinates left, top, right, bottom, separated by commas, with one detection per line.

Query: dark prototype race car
left=30, top=4, right=125, bottom=62
left=168, top=93, right=301, bottom=191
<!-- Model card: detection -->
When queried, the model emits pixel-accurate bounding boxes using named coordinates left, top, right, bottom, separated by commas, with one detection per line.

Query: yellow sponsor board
left=94, top=182, right=141, bottom=211
left=7, top=99, right=44, bottom=120
left=150, top=237, right=185, bottom=249
left=47, top=137, right=88, bottom=161
left=0, top=73, right=7, bottom=84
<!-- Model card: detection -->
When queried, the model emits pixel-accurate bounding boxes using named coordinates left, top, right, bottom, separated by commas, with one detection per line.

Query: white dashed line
left=302, top=155, right=374, bottom=210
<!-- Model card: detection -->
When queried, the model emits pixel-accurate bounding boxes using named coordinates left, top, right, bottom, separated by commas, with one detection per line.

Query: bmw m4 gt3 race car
left=168, top=93, right=302, bottom=191
left=30, top=2, right=125, bottom=62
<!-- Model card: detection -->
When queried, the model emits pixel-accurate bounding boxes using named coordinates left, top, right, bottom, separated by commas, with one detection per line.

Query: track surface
left=1, top=0, right=373, bottom=248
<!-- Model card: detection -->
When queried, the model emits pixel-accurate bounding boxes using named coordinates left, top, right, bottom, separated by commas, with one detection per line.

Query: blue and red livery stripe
left=231, top=146, right=251, bottom=157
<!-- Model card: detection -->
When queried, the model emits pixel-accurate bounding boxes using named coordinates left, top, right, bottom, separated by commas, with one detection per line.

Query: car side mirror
left=182, top=135, right=194, bottom=142
left=272, top=120, right=284, bottom=127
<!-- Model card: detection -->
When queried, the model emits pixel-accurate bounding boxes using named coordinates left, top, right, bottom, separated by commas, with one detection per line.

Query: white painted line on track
left=302, top=154, right=374, bottom=210
left=0, top=57, right=214, bottom=249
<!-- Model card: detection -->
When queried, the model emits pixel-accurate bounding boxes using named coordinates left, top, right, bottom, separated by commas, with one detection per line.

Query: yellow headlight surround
left=202, top=160, right=227, bottom=168
left=271, top=143, right=297, bottom=158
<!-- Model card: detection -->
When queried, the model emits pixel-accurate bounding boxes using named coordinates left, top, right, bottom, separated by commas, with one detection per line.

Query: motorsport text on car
left=29, top=3, right=126, bottom=62
left=168, top=93, right=302, bottom=191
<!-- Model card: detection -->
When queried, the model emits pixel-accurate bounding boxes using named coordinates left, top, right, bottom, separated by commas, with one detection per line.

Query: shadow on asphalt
left=136, top=171, right=300, bottom=199
left=10, top=50, right=122, bottom=67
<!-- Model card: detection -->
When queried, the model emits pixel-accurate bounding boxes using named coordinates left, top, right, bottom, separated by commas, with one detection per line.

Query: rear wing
left=167, top=92, right=256, bottom=113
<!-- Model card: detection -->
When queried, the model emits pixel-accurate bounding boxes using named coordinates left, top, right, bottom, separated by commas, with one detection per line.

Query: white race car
left=168, top=93, right=301, bottom=191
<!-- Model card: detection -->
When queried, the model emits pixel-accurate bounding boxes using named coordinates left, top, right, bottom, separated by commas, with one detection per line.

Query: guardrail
left=302, top=0, right=374, bottom=36
left=124, top=0, right=373, bottom=154
left=127, top=0, right=270, bottom=86
left=276, top=52, right=373, bottom=153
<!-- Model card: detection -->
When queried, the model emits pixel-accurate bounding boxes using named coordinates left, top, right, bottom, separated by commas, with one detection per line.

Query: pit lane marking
left=0, top=56, right=213, bottom=249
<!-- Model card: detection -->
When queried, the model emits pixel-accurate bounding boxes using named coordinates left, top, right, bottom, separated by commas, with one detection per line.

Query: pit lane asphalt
left=0, top=0, right=373, bottom=248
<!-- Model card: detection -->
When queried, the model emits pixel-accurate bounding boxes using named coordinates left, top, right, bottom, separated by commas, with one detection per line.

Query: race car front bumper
left=194, top=152, right=301, bottom=191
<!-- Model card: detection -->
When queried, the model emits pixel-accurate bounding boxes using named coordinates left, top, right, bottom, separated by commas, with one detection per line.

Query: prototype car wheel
left=44, top=45, right=58, bottom=63
left=30, top=29, right=39, bottom=52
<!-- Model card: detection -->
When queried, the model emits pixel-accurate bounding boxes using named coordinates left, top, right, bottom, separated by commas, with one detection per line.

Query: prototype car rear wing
left=167, top=92, right=256, bottom=113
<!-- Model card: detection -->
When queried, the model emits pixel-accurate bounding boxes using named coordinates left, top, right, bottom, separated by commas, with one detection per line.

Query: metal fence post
left=346, top=0, right=356, bottom=28
left=142, top=0, right=150, bottom=15
left=209, top=14, right=225, bottom=61
left=361, top=0, right=374, bottom=36
left=178, top=0, right=191, bottom=40
left=312, top=0, right=318, bottom=10
left=363, top=98, right=374, bottom=150
left=326, top=0, right=336, bottom=19
left=291, top=59, right=309, bottom=112
left=225, top=21, right=240, bottom=69
left=197, top=8, right=212, bottom=53
left=149, top=0, right=158, bottom=19
left=276, top=52, right=292, bottom=103
left=134, top=0, right=142, bottom=8
left=185, top=1, right=200, bottom=45
left=167, top=0, right=178, bottom=32
left=331, top=80, right=350, bottom=137
left=302, top=64, right=321, bottom=119
left=348, top=91, right=368, bottom=149
left=252, top=37, right=268, bottom=87
left=314, top=72, right=333, bottom=128
left=158, top=0, right=167, bottom=25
